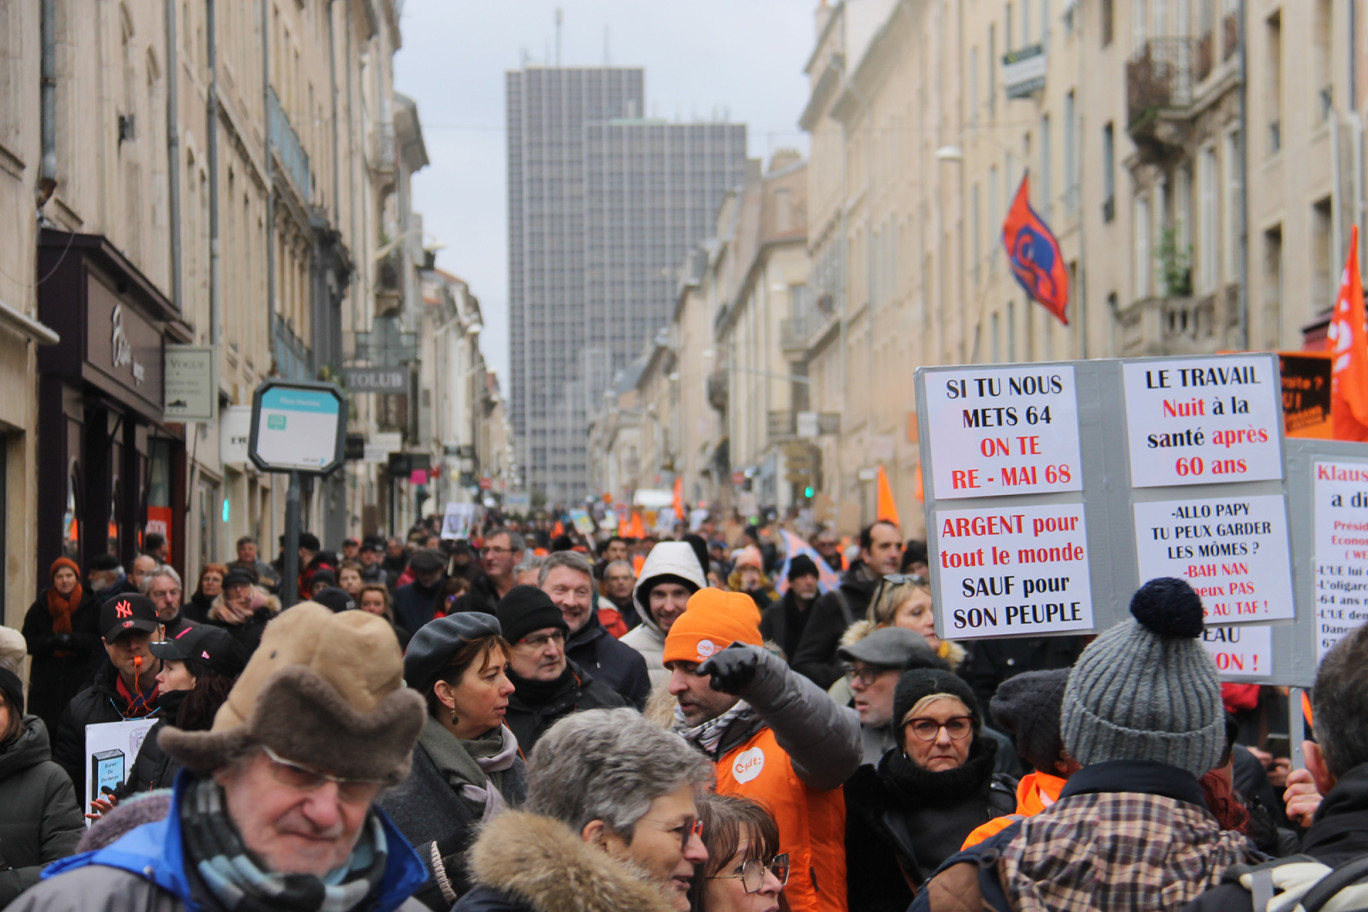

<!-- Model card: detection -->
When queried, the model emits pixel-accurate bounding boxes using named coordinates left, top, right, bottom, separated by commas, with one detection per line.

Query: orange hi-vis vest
left=714, top=727, right=848, bottom=912
left=961, top=770, right=1069, bottom=849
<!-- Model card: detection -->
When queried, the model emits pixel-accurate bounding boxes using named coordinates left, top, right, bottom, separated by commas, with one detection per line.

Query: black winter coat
left=790, top=563, right=880, bottom=688
left=565, top=615, right=650, bottom=710
left=52, top=663, right=162, bottom=794
left=21, top=589, right=102, bottom=737
left=0, top=715, right=84, bottom=908
left=844, top=737, right=1016, bottom=912
left=503, top=661, right=628, bottom=754
left=392, top=578, right=445, bottom=633
left=759, top=589, right=817, bottom=664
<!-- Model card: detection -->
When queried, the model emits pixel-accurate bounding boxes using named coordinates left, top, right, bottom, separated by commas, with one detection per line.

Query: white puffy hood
left=630, top=541, right=708, bottom=635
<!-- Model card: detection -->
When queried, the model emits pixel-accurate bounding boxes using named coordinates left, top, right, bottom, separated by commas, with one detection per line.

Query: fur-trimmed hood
left=465, top=810, right=676, bottom=912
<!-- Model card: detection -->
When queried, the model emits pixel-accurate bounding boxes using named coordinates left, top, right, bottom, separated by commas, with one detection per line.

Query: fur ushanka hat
left=159, top=601, right=424, bottom=785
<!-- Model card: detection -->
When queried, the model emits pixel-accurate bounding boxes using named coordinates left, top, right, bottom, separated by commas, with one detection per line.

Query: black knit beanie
left=990, top=668, right=1070, bottom=773
left=892, top=668, right=982, bottom=732
left=496, top=585, right=568, bottom=644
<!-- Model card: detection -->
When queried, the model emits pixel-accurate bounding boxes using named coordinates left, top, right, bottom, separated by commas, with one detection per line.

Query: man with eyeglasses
left=835, top=626, right=947, bottom=765
left=15, top=601, right=430, bottom=912
left=663, top=589, right=861, bottom=912
left=792, top=520, right=904, bottom=689
left=470, top=527, right=525, bottom=612
left=452, top=709, right=712, bottom=912
left=495, top=585, right=626, bottom=753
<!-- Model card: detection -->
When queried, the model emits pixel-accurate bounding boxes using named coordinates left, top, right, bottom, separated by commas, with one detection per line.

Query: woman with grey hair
left=453, top=708, right=712, bottom=912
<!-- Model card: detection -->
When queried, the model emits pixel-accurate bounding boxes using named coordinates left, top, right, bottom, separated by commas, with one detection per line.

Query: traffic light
left=804, top=484, right=815, bottom=498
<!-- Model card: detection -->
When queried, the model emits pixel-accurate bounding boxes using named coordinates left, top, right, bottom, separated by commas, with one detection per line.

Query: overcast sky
left=393, top=1, right=816, bottom=385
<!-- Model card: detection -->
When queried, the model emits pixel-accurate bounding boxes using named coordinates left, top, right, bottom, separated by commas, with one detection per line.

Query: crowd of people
left=0, top=513, right=1366, bottom=912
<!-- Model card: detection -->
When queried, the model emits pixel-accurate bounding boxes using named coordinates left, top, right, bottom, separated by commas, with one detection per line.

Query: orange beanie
left=663, top=589, right=763, bottom=665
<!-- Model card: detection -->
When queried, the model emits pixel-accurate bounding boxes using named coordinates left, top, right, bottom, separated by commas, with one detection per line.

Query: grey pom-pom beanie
left=1060, top=577, right=1224, bottom=780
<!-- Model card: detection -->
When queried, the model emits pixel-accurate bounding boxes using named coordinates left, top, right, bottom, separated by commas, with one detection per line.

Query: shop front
left=36, top=230, right=191, bottom=580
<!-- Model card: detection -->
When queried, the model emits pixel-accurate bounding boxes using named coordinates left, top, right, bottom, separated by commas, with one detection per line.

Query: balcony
left=780, top=311, right=827, bottom=353
left=375, top=249, right=403, bottom=316
left=370, top=124, right=397, bottom=193
left=267, top=87, right=311, bottom=202
left=1126, top=38, right=1199, bottom=161
left=1115, top=286, right=1241, bottom=357
left=271, top=311, right=313, bottom=381
left=706, top=368, right=728, bottom=413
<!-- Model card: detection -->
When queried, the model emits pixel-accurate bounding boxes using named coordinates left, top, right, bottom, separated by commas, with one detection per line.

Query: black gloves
left=697, top=642, right=761, bottom=694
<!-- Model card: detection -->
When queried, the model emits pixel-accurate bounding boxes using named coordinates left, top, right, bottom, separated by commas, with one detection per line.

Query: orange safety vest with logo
left=715, top=727, right=847, bottom=912
left=961, top=771, right=1068, bottom=849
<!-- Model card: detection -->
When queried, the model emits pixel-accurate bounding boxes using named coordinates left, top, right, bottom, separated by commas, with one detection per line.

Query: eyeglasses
left=483, top=546, right=517, bottom=556
left=259, top=744, right=383, bottom=802
left=903, top=715, right=974, bottom=742
left=638, top=816, right=704, bottom=851
left=710, top=854, right=791, bottom=893
left=843, top=664, right=896, bottom=687
left=517, top=630, right=566, bottom=649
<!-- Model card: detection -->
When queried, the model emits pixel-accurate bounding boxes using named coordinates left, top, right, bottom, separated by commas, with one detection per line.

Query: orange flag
left=876, top=465, right=900, bottom=526
left=1330, top=226, right=1368, bottom=440
left=552, top=520, right=564, bottom=537
left=617, top=518, right=630, bottom=538
left=629, top=512, right=646, bottom=540
left=672, top=476, right=685, bottom=520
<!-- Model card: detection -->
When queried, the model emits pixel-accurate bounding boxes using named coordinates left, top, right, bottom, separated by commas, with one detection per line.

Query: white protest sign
left=934, top=502, right=1093, bottom=639
left=1200, top=625, right=1274, bottom=679
left=1312, top=461, right=1368, bottom=659
left=441, top=502, right=478, bottom=540
left=1121, top=355, right=1282, bottom=487
left=923, top=365, right=1083, bottom=499
left=1132, top=494, right=1294, bottom=622
left=85, top=718, right=158, bottom=824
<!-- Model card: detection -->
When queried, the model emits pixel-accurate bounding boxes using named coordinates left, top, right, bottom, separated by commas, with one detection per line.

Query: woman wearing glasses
left=379, top=613, right=525, bottom=911
left=691, top=793, right=788, bottom=912
left=842, top=668, right=1016, bottom=912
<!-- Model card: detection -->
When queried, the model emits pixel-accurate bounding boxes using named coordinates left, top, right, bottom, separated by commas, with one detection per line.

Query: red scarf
left=45, top=557, right=84, bottom=655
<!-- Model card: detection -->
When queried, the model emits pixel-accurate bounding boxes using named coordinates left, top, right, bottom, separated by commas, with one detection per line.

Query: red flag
left=1002, top=171, right=1069, bottom=325
left=1330, top=225, right=1368, bottom=441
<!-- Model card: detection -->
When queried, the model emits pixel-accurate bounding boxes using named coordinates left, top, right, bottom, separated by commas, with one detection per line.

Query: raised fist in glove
left=697, top=642, right=761, bottom=693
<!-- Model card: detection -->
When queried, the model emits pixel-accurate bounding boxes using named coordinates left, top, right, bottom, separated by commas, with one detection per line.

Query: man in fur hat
left=11, top=602, right=429, bottom=912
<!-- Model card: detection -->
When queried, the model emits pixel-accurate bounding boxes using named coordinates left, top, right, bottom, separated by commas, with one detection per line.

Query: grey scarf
left=673, top=700, right=757, bottom=756
left=417, top=717, right=518, bottom=822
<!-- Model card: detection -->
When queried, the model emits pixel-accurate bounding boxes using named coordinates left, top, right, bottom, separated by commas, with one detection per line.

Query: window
left=1040, top=114, right=1052, bottom=222
left=989, top=25, right=997, bottom=115
left=1023, top=0, right=1031, bottom=44
left=1102, top=0, right=1114, bottom=46
left=1314, top=0, right=1331, bottom=120
left=992, top=312, right=1002, bottom=363
left=1267, top=12, right=1282, bottom=154
left=1064, top=91, right=1077, bottom=214
left=972, top=183, right=982, bottom=281
left=1134, top=0, right=1148, bottom=48
left=1312, top=197, right=1333, bottom=311
left=970, top=47, right=980, bottom=123
left=1263, top=225, right=1283, bottom=349
left=1102, top=123, right=1115, bottom=221
left=1222, top=131, right=1242, bottom=285
left=1197, top=144, right=1218, bottom=293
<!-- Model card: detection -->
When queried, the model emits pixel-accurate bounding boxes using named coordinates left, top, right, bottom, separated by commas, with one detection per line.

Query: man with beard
left=759, top=554, right=821, bottom=664
left=792, top=520, right=903, bottom=688
left=539, top=552, right=648, bottom=709
left=495, top=586, right=626, bottom=753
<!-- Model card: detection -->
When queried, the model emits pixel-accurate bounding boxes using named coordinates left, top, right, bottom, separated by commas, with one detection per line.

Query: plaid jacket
left=996, top=761, right=1263, bottom=912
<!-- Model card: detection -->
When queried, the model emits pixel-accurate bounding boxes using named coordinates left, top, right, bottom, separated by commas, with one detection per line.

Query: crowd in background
left=0, top=507, right=1364, bottom=912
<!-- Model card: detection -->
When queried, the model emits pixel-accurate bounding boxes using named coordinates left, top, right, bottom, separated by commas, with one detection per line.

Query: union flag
left=1002, top=171, right=1069, bottom=325
left=1329, top=225, right=1368, bottom=441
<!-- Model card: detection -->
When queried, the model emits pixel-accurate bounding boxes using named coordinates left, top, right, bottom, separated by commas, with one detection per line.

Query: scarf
left=417, top=717, right=517, bottom=823
left=46, top=558, right=83, bottom=650
left=673, top=701, right=757, bottom=757
left=506, top=667, right=575, bottom=705
left=181, top=775, right=390, bottom=912
left=877, top=736, right=999, bottom=808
